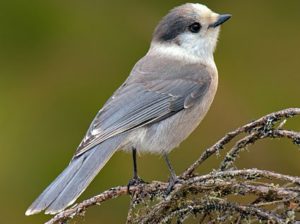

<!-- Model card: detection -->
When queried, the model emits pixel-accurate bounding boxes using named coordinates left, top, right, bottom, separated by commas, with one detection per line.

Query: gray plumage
left=26, top=3, right=230, bottom=216
left=75, top=55, right=212, bottom=157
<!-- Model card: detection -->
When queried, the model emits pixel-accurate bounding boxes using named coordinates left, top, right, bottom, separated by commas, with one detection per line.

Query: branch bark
left=46, top=108, right=300, bottom=224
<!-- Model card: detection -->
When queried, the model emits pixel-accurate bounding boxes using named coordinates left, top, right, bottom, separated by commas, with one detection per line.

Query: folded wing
left=74, top=59, right=212, bottom=157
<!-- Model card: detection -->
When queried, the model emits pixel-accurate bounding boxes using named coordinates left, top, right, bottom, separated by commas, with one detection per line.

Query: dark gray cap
left=153, top=3, right=201, bottom=42
left=152, top=3, right=231, bottom=43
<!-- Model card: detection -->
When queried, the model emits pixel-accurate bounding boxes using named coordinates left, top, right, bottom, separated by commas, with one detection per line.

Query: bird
left=26, top=3, right=231, bottom=216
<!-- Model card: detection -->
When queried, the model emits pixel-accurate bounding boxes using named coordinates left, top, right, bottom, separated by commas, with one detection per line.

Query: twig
left=134, top=169, right=300, bottom=223
left=158, top=199, right=285, bottom=224
left=219, top=130, right=300, bottom=171
left=45, top=181, right=168, bottom=224
left=182, top=108, right=300, bottom=177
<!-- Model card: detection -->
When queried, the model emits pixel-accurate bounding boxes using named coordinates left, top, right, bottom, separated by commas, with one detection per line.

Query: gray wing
left=74, top=57, right=212, bottom=157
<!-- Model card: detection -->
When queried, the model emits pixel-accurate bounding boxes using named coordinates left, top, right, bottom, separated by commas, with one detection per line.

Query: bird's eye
left=188, top=22, right=201, bottom=33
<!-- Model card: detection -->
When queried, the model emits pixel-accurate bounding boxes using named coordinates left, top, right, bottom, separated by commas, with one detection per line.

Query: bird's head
left=152, top=3, right=231, bottom=59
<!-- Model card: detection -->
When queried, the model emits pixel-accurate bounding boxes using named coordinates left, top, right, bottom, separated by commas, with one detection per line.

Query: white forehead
left=191, top=3, right=215, bottom=17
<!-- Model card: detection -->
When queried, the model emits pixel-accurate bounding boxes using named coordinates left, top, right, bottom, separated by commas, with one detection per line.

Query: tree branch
left=182, top=108, right=300, bottom=177
left=46, top=108, right=300, bottom=224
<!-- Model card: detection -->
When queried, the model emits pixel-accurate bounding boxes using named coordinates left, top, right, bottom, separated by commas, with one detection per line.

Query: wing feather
left=74, top=59, right=212, bottom=157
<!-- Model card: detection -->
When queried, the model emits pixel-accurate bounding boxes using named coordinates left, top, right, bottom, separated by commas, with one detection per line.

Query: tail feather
left=25, top=135, right=124, bottom=215
left=25, top=156, right=84, bottom=215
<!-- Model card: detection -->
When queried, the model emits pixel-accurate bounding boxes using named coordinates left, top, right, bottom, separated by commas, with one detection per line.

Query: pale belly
left=121, top=73, right=218, bottom=154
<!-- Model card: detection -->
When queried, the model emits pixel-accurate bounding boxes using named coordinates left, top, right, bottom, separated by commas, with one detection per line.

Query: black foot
left=127, top=177, right=146, bottom=194
left=166, top=176, right=181, bottom=195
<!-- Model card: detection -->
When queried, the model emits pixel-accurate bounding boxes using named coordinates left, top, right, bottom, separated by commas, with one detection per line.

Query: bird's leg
left=127, top=147, right=145, bottom=194
left=132, top=147, right=138, bottom=180
left=163, top=153, right=180, bottom=194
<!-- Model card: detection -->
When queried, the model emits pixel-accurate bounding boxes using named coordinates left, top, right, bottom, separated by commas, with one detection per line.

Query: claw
left=127, top=177, right=146, bottom=194
left=165, top=176, right=180, bottom=195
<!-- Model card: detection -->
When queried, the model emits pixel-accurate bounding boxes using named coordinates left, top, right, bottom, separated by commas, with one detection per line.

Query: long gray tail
left=25, top=135, right=124, bottom=215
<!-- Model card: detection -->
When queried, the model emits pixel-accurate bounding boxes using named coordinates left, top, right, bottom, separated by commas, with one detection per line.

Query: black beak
left=209, top=14, right=231, bottom=28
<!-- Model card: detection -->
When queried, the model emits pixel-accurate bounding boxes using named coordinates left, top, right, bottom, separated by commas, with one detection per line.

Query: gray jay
left=26, top=3, right=231, bottom=215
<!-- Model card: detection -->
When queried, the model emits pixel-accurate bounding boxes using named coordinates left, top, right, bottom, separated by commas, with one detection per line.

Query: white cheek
left=178, top=30, right=218, bottom=58
left=206, top=28, right=220, bottom=48
left=178, top=33, right=200, bottom=48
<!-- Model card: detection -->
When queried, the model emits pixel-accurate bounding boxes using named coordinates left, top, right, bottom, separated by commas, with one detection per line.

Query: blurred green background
left=0, top=0, right=299, bottom=223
